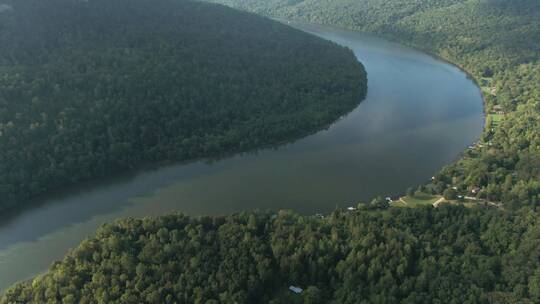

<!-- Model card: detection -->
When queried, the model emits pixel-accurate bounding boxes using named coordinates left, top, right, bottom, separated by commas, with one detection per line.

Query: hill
left=2, top=1, right=540, bottom=303
left=0, top=0, right=367, bottom=213
left=2, top=207, right=540, bottom=303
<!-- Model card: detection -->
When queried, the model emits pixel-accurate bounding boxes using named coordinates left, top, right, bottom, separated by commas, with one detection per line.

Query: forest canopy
left=2, top=0, right=540, bottom=303
left=0, top=0, right=367, bottom=213
left=2, top=207, right=540, bottom=303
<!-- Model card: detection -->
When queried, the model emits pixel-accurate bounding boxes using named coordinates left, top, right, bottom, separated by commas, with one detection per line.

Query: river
left=0, top=22, right=484, bottom=291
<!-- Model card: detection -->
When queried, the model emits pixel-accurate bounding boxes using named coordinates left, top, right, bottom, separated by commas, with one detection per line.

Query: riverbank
left=0, top=22, right=484, bottom=292
left=0, top=1, right=367, bottom=217
left=281, top=18, right=488, bottom=129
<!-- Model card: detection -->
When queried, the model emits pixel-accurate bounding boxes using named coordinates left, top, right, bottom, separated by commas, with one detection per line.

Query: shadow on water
left=0, top=111, right=359, bottom=250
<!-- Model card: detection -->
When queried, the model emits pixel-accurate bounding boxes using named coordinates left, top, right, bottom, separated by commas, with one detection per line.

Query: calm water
left=0, top=22, right=484, bottom=290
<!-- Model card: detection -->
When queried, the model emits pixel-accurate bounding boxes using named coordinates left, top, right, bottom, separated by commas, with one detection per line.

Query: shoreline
left=0, top=63, right=368, bottom=225
left=280, top=17, right=488, bottom=162
left=2, top=18, right=485, bottom=225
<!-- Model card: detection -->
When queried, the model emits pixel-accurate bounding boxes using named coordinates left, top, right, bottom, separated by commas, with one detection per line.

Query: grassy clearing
left=489, top=113, right=503, bottom=123
left=389, top=200, right=408, bottom=208
left=403, top=194, right=441, bottom=207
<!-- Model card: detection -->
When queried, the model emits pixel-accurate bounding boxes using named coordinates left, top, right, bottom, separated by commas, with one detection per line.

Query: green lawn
left=390, top=200, right=408, bottom=208
left=398, top=194, right=441, bottom=207
left=489, top=113, right=503, bottom=122
left=487, top=113, right=504, bottom=128
left=481, top=86, right=493, bottom=95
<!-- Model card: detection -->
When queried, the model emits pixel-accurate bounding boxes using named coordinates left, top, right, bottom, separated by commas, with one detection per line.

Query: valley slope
left=2, top=1, right=540, bottom=303
left=0, top=0, right=366, bottom=213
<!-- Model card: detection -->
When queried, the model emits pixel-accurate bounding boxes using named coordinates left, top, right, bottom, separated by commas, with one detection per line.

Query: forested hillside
left=2, top=1, right=540, bottom=303
left=207, top=0, right=540, bottom=209
left=3, top=206, right=540, bottom=303
left=0, top=0, right=366, bottom=213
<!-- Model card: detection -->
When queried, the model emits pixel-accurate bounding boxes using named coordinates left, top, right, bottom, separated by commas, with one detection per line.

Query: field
left=487, top=113, right=504, bottom=125
left=390, top=194, right=442, bottom=208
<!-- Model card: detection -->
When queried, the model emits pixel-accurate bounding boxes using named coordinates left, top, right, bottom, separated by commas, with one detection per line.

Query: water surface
left=0, top=22, right=484, bottom=290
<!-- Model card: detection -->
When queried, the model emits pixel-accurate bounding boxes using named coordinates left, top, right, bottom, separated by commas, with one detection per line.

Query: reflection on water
left=0, top=22, right=484, bottom=291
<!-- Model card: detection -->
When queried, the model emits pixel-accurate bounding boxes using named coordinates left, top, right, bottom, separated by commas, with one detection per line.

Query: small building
left=289, top=286, right=303, bottom=294
left=492, top=105, right=505, bottom=115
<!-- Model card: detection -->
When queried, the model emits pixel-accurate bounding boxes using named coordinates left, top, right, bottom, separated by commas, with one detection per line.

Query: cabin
left=492, top=105, right=505, bottom=115
left=289, top=286, right=303, bottom=294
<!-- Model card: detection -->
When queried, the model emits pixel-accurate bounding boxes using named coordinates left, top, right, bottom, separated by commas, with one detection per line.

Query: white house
left=289, top=286, right=303, bottom=294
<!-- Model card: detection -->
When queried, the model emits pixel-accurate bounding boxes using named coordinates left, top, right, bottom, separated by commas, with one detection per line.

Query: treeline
left=207, top=0, right=540, bottom=209
left=0, top=0, right=367, bottom=212
left=3, top=206, right=540, bottom=303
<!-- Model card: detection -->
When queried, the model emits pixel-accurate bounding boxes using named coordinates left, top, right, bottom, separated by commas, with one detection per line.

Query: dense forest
left=0, top=0, right=367, bottom=213
left=3, top=206, right=540, bottom=303
left=2, top=0, right=540, bottom=303
left=207, top=0, right=540, bottom=209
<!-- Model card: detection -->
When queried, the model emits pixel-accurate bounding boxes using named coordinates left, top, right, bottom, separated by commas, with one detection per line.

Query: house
left=289, top=286, right=303, bottom=294
left=471, top=187, right=481, bottom=195
left=492, top=105, right=505, bottom=115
